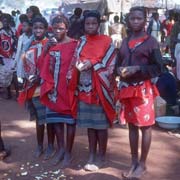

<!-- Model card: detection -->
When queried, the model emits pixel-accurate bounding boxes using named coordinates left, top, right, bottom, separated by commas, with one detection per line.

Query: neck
left=57, top=36, right=70, bottom=43
left=25, top=31, right=32, bottom=37
left=131, top=30, right=146, bottom=38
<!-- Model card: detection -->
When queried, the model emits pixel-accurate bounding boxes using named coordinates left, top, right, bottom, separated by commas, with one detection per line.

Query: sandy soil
left=0, top=95, right=180, bottom=180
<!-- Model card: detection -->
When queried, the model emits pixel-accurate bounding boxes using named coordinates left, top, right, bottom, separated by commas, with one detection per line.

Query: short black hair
left=84, top=10, right=101, bottom=24
left=129, top=6, right=147, bottom=19
left=74, top=7, right=82, bottom=16
left=32, top=16, right=48, bottom=29
left=52, top=15, right=69, bottom=29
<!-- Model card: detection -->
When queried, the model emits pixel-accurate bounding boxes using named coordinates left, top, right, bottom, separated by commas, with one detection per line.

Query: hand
left=28, top=75, right=40, bottom=84
left=76, top=59, right=92, bottom=71
left=44, top=37, right=57, bottom=52
left=118, top=66, right=140, bottom=78
left=80, top=60, right=92, bottom=71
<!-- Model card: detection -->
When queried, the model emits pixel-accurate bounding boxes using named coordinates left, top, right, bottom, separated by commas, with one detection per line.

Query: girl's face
left=2, top=18, right=10, bottom=29
left=26, top=9, right=33, bottom=20
left=128, top=10, right=145, bottom=32
left=22, top=22, right=31, bottom=33
left=52, top=22, right=67, bottom=42
left=33, top=22, right=46, bottom=40
left=84, top=17, right=99, bottom=35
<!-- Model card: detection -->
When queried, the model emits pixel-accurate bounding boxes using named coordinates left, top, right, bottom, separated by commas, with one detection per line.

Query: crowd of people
left=0, top=4, right=180, bottom=179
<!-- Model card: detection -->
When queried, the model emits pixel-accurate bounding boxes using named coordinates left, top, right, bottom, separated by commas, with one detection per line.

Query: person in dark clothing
left=116, top=6, right=162, bottom=179
left=67, top=7, right=83, bottom=39
left=156, top=59, right=178, bottom=115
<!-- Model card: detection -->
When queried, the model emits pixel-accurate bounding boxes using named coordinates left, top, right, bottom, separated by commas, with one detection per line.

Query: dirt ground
left=0, top=92, right=180, bottom=180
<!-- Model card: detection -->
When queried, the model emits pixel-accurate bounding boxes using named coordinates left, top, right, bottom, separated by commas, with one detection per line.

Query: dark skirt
left=46, top=108, right=75, bottom=125
left=77, top=101, right=109, bottom=129
left=32, top=97, right=46, bottom=125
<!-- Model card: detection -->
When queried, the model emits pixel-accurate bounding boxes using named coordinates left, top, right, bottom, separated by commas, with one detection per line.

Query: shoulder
left=99, top=34, right=112, bottom=43
left=146, top=35, right=159, bottom=47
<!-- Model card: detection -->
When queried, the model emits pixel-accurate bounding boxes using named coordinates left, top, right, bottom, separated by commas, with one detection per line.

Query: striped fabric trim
left=94, top=43, right=115, bottom=71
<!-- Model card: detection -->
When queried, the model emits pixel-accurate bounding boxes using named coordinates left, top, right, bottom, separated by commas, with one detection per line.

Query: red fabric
left=40, top=40, right=77, bottom=114
left=128, top=35, right=148, bottom=49
left=18, top=38, right=48, bottom=104
left=119, top=80, right=159, bottom=126
left=16, top=23, right=23, bottom=38
left=68, top=35, right=116, bottom=125
left=0, top=30, right=15, bottom=58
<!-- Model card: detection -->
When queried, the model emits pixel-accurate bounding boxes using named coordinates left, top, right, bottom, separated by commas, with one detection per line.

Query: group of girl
left=1, top=5, right=163, bottom=179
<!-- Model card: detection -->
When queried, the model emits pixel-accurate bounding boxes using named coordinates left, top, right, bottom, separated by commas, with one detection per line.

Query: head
left=153, top=12, right=159, bottom=21
left=74, top=7, right=82, bottom=17
left=11, top=10, right=16, bottom=17
left=22, top=18, right=32, bottom=34
left=32, top=16, right=48, bottom=40
left=19, top=14, right=28, bottom=23
left=1, top=13, right=12, bottom=29
left=114, top=15, right=119, bottom=23
left=83, top=10, right=101, bottom=35
left=26, top=6, right=41, bottom=20
left=51, top=15, right=69, bottom=42
left=128, top=6, right=146, bottom=33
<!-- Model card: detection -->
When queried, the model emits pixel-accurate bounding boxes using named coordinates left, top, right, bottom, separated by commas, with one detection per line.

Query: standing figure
left=147, top=12, right=162, bottom=43
left=67, top=10, right=116, bottom=171
left=116, top=7, right=162, bottom=179
left=18, top=16, right=55, bottom=159
left=40, top=16, right=77, bottom=167
left=0, top=13, right=18, bottom=98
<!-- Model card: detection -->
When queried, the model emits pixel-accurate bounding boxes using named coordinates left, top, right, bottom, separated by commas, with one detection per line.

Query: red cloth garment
left=18, top=37, right=48, bottom=104
left=118, top=35, right=160, bottom=126
left=128, top=35, right=148, bottom=49
left=0, top=29, right=16, bottom=58
left=119, top=80, right=159, bottom=126
left=40, top=40, right=77, bottom=115
left=68, top=35, right=117, bottom=125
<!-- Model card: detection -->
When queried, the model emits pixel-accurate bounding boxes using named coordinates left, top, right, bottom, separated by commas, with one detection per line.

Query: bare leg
left=84, top=128, right=98, bottom=171
left=53, top=123, right=65, bottom=165
left=97, top=129, right=108, bottom=164
left=5, top=86, right=12, bottom=99
left=122, top=123, right=139, bottom=178
left=0, top=122, right=10, bottom=160
left=87, top=128, right=97, bottom=163
left=131, top=126, right=152, bottom=178
left=12, top=72, right=19, bottom=98
left=62, top=123, right=76, bottom=167
left=34, top=120, right=44, bottom=158
left=0, top=122, right=5, bottom=151
left=44, top=124, right=56, bottom=160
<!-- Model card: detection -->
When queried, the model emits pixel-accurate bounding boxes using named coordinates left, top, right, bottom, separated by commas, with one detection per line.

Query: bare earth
left=0, top=95, right=180, bottom=180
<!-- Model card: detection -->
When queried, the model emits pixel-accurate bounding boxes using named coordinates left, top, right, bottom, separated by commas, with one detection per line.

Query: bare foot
left=61, top=152, right=72, bottom=168
left=52, top=149, right=65, bottom=165
left=130, top=164, right=147, bottom=179
left=87, top=153, right=96, bottom=164
left=33, top=145, right=43, bottom=158
left=122, top=162, right=138, bottom=178
left=0, top=148, right=11, bottom=160
left=95, top=156, right=106, bottom=169
left=43, top=146, right=56, bottom=160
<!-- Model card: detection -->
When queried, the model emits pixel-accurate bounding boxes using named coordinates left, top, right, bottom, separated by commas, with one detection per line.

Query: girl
left=40, top=16, right=77, bottom=167
left=0, top=13, right=18, bottom=98
left=18, top=16, right=55, bottom=159
left=116, top=7, right=163, bottom=179
left=67, top=10, right=116, bottom=171
left=15, top=16, right=33, bottom=84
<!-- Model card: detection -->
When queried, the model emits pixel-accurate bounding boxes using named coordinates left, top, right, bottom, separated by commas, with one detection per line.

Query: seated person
left=156, top=58, right=178, bottom=115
